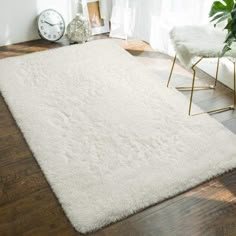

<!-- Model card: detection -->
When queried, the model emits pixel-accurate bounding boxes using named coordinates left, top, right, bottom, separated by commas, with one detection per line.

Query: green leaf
left=215, top=12, right=231, bottom=24
left=210, top=12, right=226, bottom=22
left=223, top=0, right=235, bottom=10
left=230, top=6, right=236, bottom=36
left=209, top=1, right=236, bottom=55
left=224, top=18, right=232, bottom=30
left=225, top=31, right=233, bottom=41
left=222, top=44, right=232, bottom=56
left=209, top=0, right=235, bottom=26
left=209, top=0, right=233, bottom=17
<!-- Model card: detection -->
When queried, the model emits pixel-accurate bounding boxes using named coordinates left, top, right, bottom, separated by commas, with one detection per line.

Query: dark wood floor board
left=0, top=147, right=32, bottom=169
left=0, top=51, right=28, bottom=58
left=0, top=124, right=22, bottom=138
left=0, top=113, right=15, bottom=127
left=0, top=158, right=48, bottom=205
left=0, top=96, right=33, bottom=168
left=0, top=188, right=75, bottom=236
left=0, top=130, right=32, bottom=168
left=0, top=39, right=68, bottom=52
left=0, top=38, right=236, bottom=236
left=0, top=102, right=19, bottom=130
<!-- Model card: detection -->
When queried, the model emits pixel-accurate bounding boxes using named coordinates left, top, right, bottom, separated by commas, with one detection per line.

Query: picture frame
left=84, top=0, right=110, bottom=35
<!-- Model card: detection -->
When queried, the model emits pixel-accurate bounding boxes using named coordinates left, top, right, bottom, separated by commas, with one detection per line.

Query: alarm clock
left=37, top=9, right=65, bottom=42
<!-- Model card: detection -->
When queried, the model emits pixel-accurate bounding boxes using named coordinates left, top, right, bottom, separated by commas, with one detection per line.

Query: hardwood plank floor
left=0, top=37, right=236, bottom=236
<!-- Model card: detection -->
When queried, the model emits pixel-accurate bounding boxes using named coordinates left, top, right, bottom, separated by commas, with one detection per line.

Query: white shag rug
left=0, top=40, right=236, bottom=234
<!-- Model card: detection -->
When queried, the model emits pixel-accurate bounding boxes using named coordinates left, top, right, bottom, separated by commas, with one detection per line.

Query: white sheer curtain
left=99, top=0, right=234, bottom=90
left=109, top=0, right=213, bottom=55
left=99, top=0, right=113, bottom=20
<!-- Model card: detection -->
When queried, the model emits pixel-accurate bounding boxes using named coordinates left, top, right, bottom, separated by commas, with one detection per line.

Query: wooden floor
left=0, top=37, right=236, bottom=236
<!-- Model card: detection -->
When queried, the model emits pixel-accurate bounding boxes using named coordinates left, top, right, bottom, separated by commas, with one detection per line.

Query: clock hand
left=44, top=21, right=54, bottom=26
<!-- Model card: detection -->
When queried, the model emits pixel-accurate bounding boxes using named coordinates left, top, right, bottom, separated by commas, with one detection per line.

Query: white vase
left=67, top=1, right=92, bottom=43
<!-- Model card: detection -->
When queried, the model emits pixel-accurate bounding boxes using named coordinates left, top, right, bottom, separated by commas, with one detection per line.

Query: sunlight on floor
left=196, top=181, right=236, bottom=203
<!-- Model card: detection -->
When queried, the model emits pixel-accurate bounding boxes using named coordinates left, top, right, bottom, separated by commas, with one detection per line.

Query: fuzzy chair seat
left=170, top=25, right=236, bottom=68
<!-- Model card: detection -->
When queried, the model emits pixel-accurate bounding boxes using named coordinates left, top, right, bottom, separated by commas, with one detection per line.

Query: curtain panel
left=99, top=0, right=113, bottom=20
left=98, top=0, right=234, bottom=90
left=109, top=0, right=213, bottom=54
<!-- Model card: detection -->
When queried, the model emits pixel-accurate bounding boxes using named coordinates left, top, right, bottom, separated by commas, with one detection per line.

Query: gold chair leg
left=214, top=58, right=220, bottom=88
left=167, top=55, right=215, bottom=91
left=175, top=57, right=215, bottom=91
left=191, top=59, right=235, bottom=116
left=189, top=67, right=197, bottom=115
left=167, top=55, right=177, bottom=87
left=167, top=56, right=234, bottom=116
left=202, top=60, right=235, bottom=115
left=188, top=58, right=205, bottom=115
left=176, top=86, right=215, bottom=91
left=234, top=62, right=236, bottom=107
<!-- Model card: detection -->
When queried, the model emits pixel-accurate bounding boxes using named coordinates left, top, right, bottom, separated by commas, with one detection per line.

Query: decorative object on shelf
left=85, top=0, right=110, bottom=35
left=67, top=0, right=92, bottom=43
left=37, top=9, right=65, bottom=42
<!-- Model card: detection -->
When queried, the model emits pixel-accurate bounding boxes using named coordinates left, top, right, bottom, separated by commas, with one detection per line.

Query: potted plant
left=209, top=0, right=236, bottom=53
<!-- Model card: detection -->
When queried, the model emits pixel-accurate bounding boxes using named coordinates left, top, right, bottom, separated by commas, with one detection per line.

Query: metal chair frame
left=167, top=55, right=236, bottom=116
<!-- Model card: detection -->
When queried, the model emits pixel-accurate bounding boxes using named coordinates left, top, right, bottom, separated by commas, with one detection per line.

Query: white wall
left=0, top=0, right=75, bottom=46
left=198, top=59, right=234, bottom=90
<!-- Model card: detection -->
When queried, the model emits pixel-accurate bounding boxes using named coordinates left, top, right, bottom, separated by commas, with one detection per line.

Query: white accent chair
left=167, top=25, right=236, bottom=115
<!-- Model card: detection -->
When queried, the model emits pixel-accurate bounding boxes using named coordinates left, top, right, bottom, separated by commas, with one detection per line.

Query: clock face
left=38, top=9, right=65, bottom=42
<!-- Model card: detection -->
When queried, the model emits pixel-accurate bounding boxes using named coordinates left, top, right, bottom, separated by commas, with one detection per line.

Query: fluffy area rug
left=0, top=40, right=236, bottom=234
